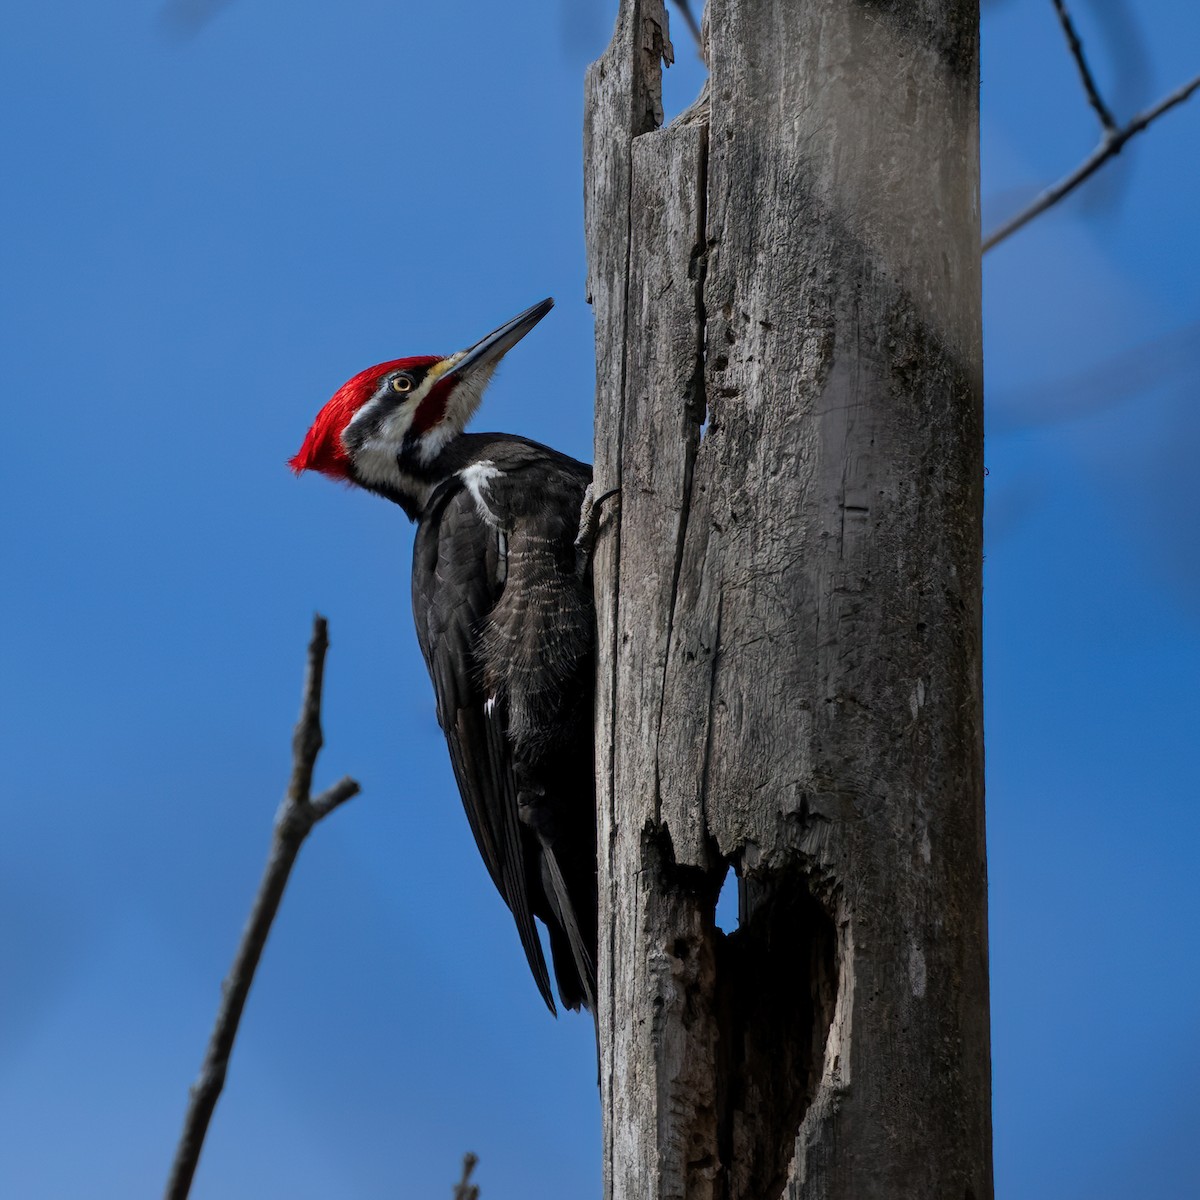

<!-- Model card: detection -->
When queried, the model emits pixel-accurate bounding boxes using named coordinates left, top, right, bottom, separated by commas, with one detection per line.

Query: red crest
left=289, top=356, right=442, bottom=479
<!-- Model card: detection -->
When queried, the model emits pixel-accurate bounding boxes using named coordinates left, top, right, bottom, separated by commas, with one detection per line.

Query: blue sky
left=1, top=1, right=1197, bottom=1196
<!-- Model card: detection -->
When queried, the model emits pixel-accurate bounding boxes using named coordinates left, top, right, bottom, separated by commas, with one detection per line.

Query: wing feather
left=412, top=481, right=555, bottom=1012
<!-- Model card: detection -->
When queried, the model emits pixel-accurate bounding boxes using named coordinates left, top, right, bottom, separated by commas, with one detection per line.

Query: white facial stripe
left=344, top=387, right=389, bottom=437
left=405, top=366, right=447, bottom=409
left=339, top=358, right=500, bottom=506
left=354, top=439, right=432, bottom=506
left=378, top=401, right=417, bottom=445
left=341, top=364, right=446, bottom=447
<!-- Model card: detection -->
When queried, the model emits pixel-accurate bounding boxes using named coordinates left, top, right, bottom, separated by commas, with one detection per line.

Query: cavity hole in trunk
left=714, top=861, right=740, bottom=933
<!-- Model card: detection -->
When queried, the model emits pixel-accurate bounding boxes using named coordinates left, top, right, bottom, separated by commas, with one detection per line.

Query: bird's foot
left=575, top=484, right=621, bottom=578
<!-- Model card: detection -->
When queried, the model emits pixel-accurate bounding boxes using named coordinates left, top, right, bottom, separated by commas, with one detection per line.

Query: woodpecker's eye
left=390, top=375, right=413, bottom=394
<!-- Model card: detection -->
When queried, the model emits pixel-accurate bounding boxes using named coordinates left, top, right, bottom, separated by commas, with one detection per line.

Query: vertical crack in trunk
left=656, top=117, right=710, bottom=768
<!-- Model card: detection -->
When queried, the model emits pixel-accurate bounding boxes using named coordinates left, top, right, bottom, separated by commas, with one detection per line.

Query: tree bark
left=584, top=2, right=991, bottom=1197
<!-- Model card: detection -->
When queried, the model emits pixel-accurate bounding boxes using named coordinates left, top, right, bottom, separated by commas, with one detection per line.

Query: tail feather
left=541, top=845, right=597, bottom=1012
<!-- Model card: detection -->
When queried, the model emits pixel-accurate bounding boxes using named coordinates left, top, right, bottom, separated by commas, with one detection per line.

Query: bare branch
left=983, top=71, right=1200, bottom=252
left=164, top=615, right=360, bottom=1200
left=987, top=320, right=1200, bottom=435
left=454, top=1153, right=481, bottom=1200
left=1052, top=0, right=1117, bottom=132
left=310, top=775, right=361, bottom=820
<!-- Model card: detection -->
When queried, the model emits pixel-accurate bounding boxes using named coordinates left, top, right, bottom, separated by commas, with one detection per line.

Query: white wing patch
left=496, top=529, right=508, bottom=586
left=460, top=462, right=508, bottom=585
left=460, top=461, right=502, bottom=527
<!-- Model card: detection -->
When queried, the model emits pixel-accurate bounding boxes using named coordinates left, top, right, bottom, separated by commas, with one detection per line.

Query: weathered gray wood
left=586, top=1, right=991, bottom=1197
left=583, top=4, right=676, bottom=1193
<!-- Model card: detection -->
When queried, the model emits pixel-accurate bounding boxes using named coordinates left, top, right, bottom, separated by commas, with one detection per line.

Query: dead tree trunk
left=584, top=2, right=991, bottom=1197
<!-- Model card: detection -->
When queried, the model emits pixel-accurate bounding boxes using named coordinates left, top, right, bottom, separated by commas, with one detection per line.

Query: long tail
left=541, top=844, right=597, bottom=1012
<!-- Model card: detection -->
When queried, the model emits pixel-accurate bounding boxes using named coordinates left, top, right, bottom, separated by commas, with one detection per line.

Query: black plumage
left=410, top=433, right=597, bottom=1013
left=291, top=299, right=597, bottom=1013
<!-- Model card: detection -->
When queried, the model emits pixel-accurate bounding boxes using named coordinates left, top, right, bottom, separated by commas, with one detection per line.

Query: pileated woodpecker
left=290, top=299, right=597, bottom=1013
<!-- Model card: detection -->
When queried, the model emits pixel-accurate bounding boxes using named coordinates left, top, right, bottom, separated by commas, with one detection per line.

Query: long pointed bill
left=437, top=297, right=554, bottom=386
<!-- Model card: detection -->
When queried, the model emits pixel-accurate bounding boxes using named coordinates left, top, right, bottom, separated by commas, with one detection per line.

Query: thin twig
left=453, top=1153, right=481, bottom=1200
left=1052, top=0, right=1117, bottom=132
left=983, top=71, right=1200, bottom=252
left=988, top=320, right=1200, bottom=435
left=672, top=0, right=703, bottom=56
left=164, top=615, right=360, bottom=1200
left=160, top=0, right=235, bottom=36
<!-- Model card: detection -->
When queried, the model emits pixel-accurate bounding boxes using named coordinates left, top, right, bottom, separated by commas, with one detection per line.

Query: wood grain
left=586, top=1, right=991, bottom=1196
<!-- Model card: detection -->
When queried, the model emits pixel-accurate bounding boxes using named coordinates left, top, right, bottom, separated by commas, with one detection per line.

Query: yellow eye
left=390, top=375, right=413, bottom=394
